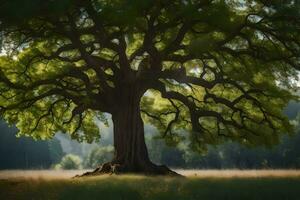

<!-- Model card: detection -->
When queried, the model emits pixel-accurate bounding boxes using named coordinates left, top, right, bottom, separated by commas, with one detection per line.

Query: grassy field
left=0, top=170, right=300, bottom=200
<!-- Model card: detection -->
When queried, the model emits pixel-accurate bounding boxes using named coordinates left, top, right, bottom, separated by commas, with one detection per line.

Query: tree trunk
left=111, top=92, right=151, bottom=172
left=79, top=84, right=181, bottom=176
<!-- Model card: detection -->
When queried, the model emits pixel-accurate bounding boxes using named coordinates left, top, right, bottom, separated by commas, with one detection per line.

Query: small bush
left=54, top=154, right=82, bottom=170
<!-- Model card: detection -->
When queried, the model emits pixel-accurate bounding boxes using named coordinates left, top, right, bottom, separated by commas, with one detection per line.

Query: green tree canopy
left=0, top=0, right=299, bottom=174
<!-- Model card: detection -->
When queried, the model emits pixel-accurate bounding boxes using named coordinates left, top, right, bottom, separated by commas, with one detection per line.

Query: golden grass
left=177, top=169, right=300, bottom=178
left=0, top=170, right=85, bottom=180
left=0, top=169, right=300, bottom=180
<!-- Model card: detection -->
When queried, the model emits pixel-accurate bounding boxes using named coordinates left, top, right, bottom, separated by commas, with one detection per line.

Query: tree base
left=75, top=162, right=183, bottom=177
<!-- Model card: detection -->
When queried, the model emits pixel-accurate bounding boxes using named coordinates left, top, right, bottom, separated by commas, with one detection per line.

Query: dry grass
left=1, top=169, right=300, bottom=180
left=177, top=169, right=300, bottom=178
left=0, top=170, right=85, bottom=180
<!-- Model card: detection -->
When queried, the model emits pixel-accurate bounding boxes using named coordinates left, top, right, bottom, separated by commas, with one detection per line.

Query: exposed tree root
left=74, top=162, right=183, bottom=178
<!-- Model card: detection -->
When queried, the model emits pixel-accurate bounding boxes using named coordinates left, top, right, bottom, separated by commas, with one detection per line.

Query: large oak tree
left=0, top=0, right=299, bottom=175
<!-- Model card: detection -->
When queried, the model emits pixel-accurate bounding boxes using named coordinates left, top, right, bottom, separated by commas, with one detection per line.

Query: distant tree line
left=147, top=127, right=300, bottom=169
left=147, top=103, right=300, bottom=169
left=0, top=121, right=64, bottom=169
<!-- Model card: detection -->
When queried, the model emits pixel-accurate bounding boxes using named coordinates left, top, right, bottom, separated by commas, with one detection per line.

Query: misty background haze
left=1, top=101, right=300, bottom=170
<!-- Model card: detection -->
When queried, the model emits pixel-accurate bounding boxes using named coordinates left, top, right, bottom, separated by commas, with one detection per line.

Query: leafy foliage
left=0, top=0, right=299, bottom=153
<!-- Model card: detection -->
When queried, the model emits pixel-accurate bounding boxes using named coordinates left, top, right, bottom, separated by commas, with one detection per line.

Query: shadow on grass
left=59, top=180, right=142, bottom=200
left=1, top=176, right=300, bottom=200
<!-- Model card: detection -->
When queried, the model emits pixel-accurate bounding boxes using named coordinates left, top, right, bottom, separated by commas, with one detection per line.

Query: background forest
left=1, top=101, right=300, bottom=170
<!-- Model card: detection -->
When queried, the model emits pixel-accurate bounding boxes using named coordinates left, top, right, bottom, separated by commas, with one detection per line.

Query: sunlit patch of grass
left=2, top=169, right=300, bottom=179
left=0, top=170, right=300, bottom=200
left=177, top=169, right=300, bottom=178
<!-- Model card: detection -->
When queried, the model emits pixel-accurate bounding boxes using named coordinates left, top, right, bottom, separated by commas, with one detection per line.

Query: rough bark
left=78, top=84, right=181, bottom=177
